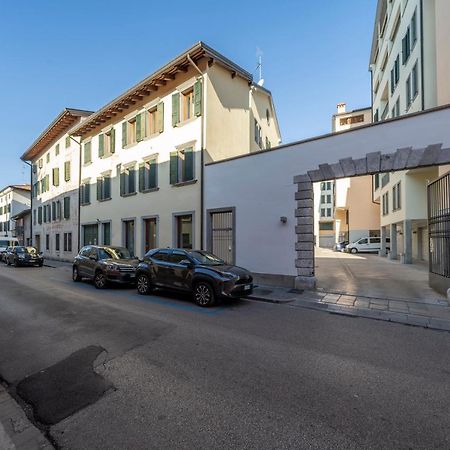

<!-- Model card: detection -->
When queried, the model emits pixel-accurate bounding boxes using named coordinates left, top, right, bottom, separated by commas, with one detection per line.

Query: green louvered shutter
left=157, top=102, right=164, bottom=132
left=85, top=183, right=90, bottom=204
left=64, top=161, right=70, bottom=181
left=172, top=93, right=180, bottom=127
left=64, top=197, right=70, bottom=219
left=97, top=178, right=102, bottom=201
left=129, top=168, right=136, bottom=193
left=98, top=134, right=105, bottom=157
left=104, top=176, right=111, bottom=199
left=110, top=128, right=116, bottom=153
left=136, top=114, right=142, bottom=142
left=84, top=142, right=91, bottom=164
left=149, top=159, right=157, bottom=188
left=122, top=122, right=128, bottom=147
left=194, top=80, right=202, bottom=116
left=120, top=171, right=125, bottom=196
left=138, top=163, right=145, bottom=192
left=170, top=152, right=178, bottom=184
left=38, top=207, right=42, bottom=224
left=56, top=168, right=60, bottom=186
left=184, top=147, right=194, bottom=181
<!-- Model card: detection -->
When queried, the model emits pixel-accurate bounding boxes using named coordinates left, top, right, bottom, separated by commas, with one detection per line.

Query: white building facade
left=0, top=185, right=31, bottom=239
left=21, top=109, right=93, bottom=259
left=72, top=42, right=280, bottom=258
left=370, top=0, right=450, bottom=264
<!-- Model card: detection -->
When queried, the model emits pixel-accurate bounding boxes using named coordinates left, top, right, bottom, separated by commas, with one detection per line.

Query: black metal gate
left=428, top=173, right=450, bottom=278
left=209, top=209, right=234, bottom=264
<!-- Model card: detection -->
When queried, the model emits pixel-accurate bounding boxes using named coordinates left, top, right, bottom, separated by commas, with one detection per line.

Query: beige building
left=315, top=104, right=379, bottom=247
left=71, top=42, right=281, bottom=257
left=21, top=109, right=93, bottom=259
left=370, top=0, right=450, bottom=264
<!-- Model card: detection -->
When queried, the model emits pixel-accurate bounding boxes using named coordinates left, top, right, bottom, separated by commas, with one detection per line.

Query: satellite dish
left=257, top=78, right=265, bottom=86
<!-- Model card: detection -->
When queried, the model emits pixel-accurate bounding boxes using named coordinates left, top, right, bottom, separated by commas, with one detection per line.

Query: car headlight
left=106, top=264, right=119, bottom=272
left=221, top=272, right=237, bottom=280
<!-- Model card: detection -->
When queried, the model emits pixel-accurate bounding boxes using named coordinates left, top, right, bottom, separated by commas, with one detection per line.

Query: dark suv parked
left=135, top=248, right=253, bottom=306
left=7, top=246, right=43, bottom=267
left=72, top=245, right=139, bottom=289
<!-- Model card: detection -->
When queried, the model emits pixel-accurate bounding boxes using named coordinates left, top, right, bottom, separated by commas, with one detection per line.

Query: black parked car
left=136, top=248, right=254, bottom=307
left=1, top=246, right=14, bottom=263
left=72, top=245, right=139, bottom=289
left=7, top=246, right=44, bottom=267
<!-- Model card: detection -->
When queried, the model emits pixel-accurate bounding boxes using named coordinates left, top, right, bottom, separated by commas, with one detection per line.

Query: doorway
left=207, top=208, right=235, bottom=264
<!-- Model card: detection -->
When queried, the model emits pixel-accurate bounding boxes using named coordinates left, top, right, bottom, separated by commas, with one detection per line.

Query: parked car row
left=332, top=236, right=391, bottom=254
left=1, top=245, right=44, bottom=266
left=72, top=245, right=254, bottom=307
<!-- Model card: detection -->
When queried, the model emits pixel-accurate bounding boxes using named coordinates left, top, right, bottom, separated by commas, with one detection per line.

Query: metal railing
left=428, top=173, right=450, bottom=278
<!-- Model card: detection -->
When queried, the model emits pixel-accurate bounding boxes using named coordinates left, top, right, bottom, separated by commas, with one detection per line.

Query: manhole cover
left=16, top=345, right=114, bottom=425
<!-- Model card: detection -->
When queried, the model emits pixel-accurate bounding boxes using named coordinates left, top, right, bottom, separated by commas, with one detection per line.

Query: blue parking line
left=55, top=278, right=226, bottom=316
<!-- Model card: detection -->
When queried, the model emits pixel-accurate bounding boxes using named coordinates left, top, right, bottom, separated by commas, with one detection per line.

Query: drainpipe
left=69, top=134, right=82, bottom=252
left=420, top=0, right=425, bottom=110
left=187, top=54, right=205, bottom=249
left=24, top=160, right=32, bottom=245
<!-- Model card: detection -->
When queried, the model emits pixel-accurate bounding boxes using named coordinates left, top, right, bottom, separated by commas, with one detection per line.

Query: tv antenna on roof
left=255, top=47, right=264, bottom=86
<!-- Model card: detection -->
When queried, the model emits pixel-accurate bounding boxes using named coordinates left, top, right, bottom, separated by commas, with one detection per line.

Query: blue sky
left=0, top=0, right=377, bottom=186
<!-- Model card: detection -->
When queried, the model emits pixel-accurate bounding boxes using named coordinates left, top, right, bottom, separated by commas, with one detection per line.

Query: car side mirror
left=180, top=259, right=193, bottom=267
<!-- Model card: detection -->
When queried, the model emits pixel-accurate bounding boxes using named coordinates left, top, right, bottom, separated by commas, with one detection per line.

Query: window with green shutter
left=38, top=207, right=42, bottom=224
left=64, top=161, right=71, bottom=182
left=157, top=102, right=164, bottom=133
left=170, top=148, right=195, bottom=185
left=55, top=144, right=60, bottom=156
left=63, top=196, right=70, bottom=219
left=122, top=122, right=128, bottom=147
left=136, top=114, right=143, bottom=142
left=184, top=147, right=194, bottom=181
left=84, top=142, right=92, bottom=164
left=52, top=167, right=60, bottom=187
left=65, top=136, right=71, bottom=148
left=98, top=134, right=105, bottom=157
left=194, top=80, right=202, bottom=116
left=139, top=158, right=158, bottom=192
left=172, top=93, right=180, bottom=127
left=120, top=167, right=137, bottom=196
left=170, top=152, right=178, bottom=184
left=97, top=176, right=112, bottom=201
left=80, top=183, right=90, bottom=205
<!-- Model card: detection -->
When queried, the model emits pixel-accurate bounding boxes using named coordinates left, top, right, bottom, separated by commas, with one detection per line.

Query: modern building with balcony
left=0, top=185, right=31, bottom=239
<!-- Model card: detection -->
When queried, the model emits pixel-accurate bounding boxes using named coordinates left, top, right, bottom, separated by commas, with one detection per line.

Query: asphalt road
left=1, top=263, right=450, bottom=449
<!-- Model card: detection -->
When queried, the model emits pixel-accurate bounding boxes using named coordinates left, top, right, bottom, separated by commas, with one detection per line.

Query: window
left=64, top=161, right=71, bottom=182
left=56, top=200, right=61, bottom=220
left=84, top=141, right=92, bottom=164
left=63, top=232, right=72, bottom=252
left=46, top=234, right=50, bottom=251
left=65, top=136, right=71, bottom=148
left=411, top=62, right=419, bottom=100
left=402, top=26, right=411, bottom=64
left=33, top=209, right=36, bottom=225
left=51, top=202, right=56, bottom=221
left=38, top=207, right=43, bottom=224
left=171, top=81, right=201, bottom=127
left=46, top=153, right=50, bottom=163
left=393, top=182, right=401, bottom=211
left=120, top=166, right=136, bottom=196
left=98, top=129, right=116, bottom=158
left=38, top=159, right=43, bottom=169
left=139, top=158, right=158, bottom=192
left=83, top=224, right=98, bottom=246
left=127, top=117, right=137, bottom=146
left=176, top=215, right=193, bottom=249
left=327, top=195, right=332, bottom=203
left=319, top=222, right=333, bottom=231
left=43, top=205, right=47, bottom=223
left=55, top=144, right=60, bottom=156
left=123, top=220, right=135, bottom=256
left=152, top=250, right=169, bottom=262
left=55, top=233, right=60, bottom=251
left=97, top=175, right=112, bottom=201
left=63, top=196, right=70, bottom=219
left=170, top=148, right=194, bottom=184
left=320, top=195, right=325, bottom=203
left=170, top=251, right=188, bottom=264
left=52, top=167, right=60, bottom=187
left=80, top=182, right=91, bottom=205
left=406, top=74, right=412, bottom=107
left=181, top=88, right=194, bottom=121
left=381, top=173, right=390, bottom=188
left=327, top=208, right=332, bottom=217
left=339, top=115, right=365, bottom=126
left=102, top=222, right=111, bottom=246
left=143, top=218, right=157, bottom=253
left=411, top=10, right=417, bottom=45
left=359, top=238, right=368, bottom=245
left=254, top=120, right=262, bottom=148
left=382, top=192, right=389, bottom=216
left=391, top=55, right=400, bottom=94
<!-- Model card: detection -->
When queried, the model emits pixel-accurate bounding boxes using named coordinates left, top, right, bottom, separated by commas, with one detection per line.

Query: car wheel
left=72, top=266, right=82, bottom=282
left=193, top=282, right=216, bottom=307
left=7, top=259, right=11, bottom=266
left=351, top=248, right=358, bottom=254
left=14, top=259, right=19, bottom=267
left=137, top=274, right=152, bottom=295
left=38, top=261, right=43, bottom=267
left=94, top=271, right=107, bottom=289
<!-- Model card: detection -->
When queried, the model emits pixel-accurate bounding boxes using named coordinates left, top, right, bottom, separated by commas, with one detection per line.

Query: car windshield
left=189, top=251, right=224, bottom=266
left=99, top=247, right=132, bottom=260
left=16, top=247, right=36, bottom=254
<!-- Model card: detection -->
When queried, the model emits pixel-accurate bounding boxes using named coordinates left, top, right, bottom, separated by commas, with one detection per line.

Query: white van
left=345, top=236, right=390, bottom=254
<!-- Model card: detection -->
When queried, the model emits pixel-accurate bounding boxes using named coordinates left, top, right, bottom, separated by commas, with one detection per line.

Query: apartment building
left=315, top=104, right=379, bottom=247
left=21, top=109, right=93, bottom=259
left=369, top=0, right=450, bottom=264
left=11, top=209, right=31, bottom=246
left=71, top=42, right=280, bottom=257
left=0, top=185, right=31, bottom=238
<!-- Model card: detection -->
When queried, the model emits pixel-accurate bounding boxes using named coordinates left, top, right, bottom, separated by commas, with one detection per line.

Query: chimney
left=337, top=103, right=346, bottom=114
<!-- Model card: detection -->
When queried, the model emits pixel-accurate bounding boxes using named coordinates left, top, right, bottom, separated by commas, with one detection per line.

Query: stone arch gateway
left=294, top=143, right=450, bottom=290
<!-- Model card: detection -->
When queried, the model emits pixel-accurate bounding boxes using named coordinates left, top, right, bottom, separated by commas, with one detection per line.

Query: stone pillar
left=294, top=174, right=316, bottom=290
left=403, top=219, right=413, bottom=264
left=379, top=226, right=387, bottom=257
left=389, top=223, right=398, bottom=260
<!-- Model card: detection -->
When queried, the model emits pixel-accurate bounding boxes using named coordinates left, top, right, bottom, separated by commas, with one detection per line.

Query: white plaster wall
left=204, top=107, right=450, bottom=277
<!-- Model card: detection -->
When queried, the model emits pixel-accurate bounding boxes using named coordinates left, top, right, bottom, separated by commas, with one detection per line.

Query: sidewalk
left=249, top=286, right=450, bottom=332
left=0, top=385, right=52, bottom=449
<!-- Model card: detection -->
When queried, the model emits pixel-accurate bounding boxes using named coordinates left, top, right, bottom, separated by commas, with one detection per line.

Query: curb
left=247, top=295, right=296, bottom=304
